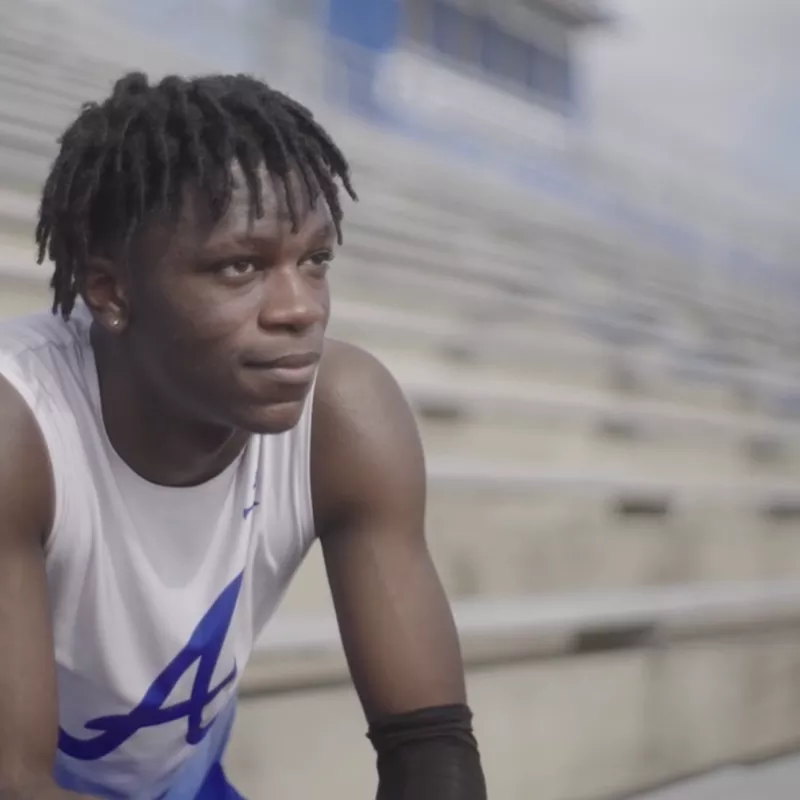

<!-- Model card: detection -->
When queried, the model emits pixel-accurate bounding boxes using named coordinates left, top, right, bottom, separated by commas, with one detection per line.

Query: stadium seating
left=0, top=0, right=798, bottom=613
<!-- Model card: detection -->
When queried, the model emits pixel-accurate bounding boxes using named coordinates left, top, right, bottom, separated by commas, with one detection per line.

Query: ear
left=82, top=256, right=131, bottom=333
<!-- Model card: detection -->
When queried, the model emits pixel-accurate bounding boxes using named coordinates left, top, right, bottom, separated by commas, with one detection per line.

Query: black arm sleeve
left=367, top=704, right=488, bottom=800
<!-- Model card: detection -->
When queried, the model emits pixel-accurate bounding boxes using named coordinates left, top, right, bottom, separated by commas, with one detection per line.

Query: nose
left=257, top=263, right=327, bottom=333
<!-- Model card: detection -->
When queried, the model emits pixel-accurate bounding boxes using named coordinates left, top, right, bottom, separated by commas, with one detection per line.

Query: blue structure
left=323, top=0, right=794, bottom=295
left=327, top=0, right=399, bottom=51
left=116, top=0, right=792, bottom=295
left=325, top=0, right=601, bottom=119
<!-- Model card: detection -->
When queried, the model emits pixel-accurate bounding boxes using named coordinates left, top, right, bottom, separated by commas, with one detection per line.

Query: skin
left=0, top=165, right=466, bottom=797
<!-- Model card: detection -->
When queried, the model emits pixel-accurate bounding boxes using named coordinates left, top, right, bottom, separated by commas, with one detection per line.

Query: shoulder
left=0, top=309, right=82, bottom=357
left=0, top=312, right=89, bottom=547
left=311, top=340, right=425, bottom=536
left=0, top=310, right=88, bottom=410
left=0, top=374, right=54, bottom=545
left=313, top=339, right=413, bottom=428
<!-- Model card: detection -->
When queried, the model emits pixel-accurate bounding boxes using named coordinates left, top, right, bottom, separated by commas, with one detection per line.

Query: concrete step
left=415, top=415, right=798, bottom=476
left=277, top=488, right=800, bottom=613
left=633, top=754, right=800, bottom=799
left=0, top=146, right=51, bottom=190
left=228, top=628, right=800, bottom=799
left=0, top=85, right=78, bottom=132
left=0, top=270, right=48, bottom=316
left=0, top=114, right=60, bottom=158
left=0, top=271, right=794, bottom=446
left=0, top=184, right=788, bottom=401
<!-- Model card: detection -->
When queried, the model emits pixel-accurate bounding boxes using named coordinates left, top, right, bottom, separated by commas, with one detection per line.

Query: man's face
left=124, top=166, right=335, bottom=435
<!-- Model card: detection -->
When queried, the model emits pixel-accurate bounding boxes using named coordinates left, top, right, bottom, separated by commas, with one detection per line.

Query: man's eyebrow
left=310, top=220, right=337, bottom=243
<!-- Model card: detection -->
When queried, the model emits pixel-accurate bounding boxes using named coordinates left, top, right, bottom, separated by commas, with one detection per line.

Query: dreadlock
left=36, top=72, right=358, bottom=319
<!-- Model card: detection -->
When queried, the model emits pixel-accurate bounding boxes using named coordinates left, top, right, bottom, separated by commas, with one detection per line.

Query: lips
left=245, top=352, right=321, bottom=370
left=242, top=351, right=320, bottom=387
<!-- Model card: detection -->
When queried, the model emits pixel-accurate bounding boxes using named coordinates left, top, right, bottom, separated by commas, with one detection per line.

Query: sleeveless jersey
left=0, top=305, right=317, bottom=799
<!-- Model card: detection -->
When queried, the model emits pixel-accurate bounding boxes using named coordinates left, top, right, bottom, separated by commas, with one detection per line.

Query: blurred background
left=2, top=0, right=800, bottom=797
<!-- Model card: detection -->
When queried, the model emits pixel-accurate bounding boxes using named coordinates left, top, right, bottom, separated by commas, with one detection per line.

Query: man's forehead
left=225, top=161, right=320, bottom=223
left=179, top=161, right=333, bottom=240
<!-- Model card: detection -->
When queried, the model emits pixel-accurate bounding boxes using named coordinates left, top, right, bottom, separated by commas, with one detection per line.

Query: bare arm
left=0, top=377, right=86, bottom=800
left=312, top=342, right=486, bottom=798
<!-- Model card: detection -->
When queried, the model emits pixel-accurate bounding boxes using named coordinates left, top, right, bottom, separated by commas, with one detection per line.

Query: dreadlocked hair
left=36, top=71, right=358, bottom=319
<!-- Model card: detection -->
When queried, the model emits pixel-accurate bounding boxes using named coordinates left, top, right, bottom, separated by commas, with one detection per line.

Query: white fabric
left=0, top=305, right=317, bottom=798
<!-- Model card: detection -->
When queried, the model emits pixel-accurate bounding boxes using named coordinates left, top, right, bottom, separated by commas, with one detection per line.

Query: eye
left=304, top=250, right=334, bottom=275
left=310, top=250, right=333, bottom=265
left=218, top=260, right=258, bottom=280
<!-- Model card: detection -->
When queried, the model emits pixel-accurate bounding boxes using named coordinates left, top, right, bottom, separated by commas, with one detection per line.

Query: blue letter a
left=60, top=572, right=244, bottom=761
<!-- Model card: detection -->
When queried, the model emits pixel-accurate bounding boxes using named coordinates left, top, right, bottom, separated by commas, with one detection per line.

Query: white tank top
left=0, top=305, right=317, bottom=799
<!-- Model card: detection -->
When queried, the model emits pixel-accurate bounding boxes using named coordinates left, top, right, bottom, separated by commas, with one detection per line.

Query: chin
left=236, top=398, right=308, bottom=436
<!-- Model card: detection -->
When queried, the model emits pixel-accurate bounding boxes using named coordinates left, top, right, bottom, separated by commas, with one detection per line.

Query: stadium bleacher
left=4, top=2, right=800, bottom=798
left=1, top=0, right=799, bottom=615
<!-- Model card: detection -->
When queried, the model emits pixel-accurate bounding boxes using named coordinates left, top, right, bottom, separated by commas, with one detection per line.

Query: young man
left=0, top=73, right=486, bottom=799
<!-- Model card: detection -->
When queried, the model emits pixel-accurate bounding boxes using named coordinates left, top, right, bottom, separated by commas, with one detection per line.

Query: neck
left=91, top=327, right=248, bottom=487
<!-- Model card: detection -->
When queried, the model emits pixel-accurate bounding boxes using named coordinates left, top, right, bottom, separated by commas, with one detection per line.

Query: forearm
left=369, top=705, right=487, bottom=800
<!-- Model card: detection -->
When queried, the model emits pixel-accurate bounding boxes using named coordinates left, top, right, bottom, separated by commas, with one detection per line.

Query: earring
left=110, top=318, right=121, bottom=329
